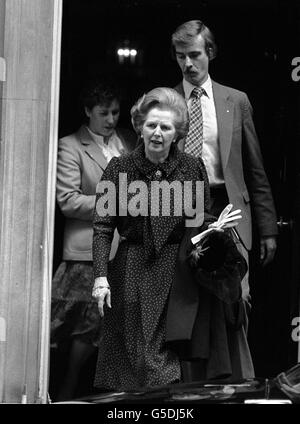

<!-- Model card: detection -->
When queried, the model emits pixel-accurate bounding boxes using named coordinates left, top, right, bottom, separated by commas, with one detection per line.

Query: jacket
left=56, top=125, right=136, bottom=260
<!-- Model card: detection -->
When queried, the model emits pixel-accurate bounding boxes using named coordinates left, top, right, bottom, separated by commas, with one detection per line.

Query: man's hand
left=260, top=236, right=277, bottom=266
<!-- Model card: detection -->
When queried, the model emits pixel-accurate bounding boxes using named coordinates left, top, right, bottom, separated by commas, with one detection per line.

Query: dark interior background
left=52, top=0, right=300, bottom=391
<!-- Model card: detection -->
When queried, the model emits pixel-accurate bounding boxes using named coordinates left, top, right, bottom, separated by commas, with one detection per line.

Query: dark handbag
left=188, top=229, right=247, bottom=305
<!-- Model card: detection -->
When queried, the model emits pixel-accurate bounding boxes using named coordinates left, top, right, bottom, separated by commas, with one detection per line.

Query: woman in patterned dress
left=50, top=78, right=136, bottom=401
left=92, top=87, right=211, bottom=390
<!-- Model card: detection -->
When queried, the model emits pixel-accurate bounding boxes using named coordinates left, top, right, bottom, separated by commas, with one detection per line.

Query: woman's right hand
left=92, top=276, right=111, bottom=317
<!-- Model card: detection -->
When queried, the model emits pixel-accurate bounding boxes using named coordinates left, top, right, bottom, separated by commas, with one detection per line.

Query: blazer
left=175, top=81, right=278, bottom=250
left=56, top=125, right=136, bottom=260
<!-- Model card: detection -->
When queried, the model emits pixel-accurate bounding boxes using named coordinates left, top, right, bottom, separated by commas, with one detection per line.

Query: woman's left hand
left=191, top=204, right=242, bottom=246
left=209, top=204, right=242, bottom=231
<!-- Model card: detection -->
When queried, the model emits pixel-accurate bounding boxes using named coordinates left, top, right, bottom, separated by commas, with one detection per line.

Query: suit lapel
left=174, top=83, right=187, bottom=152
left=77, top=125, right=108, bottom=172
left=212, top=81, right=234, bottom=171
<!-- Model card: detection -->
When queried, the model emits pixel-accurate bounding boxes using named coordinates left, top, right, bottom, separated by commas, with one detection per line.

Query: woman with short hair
left=92, top=87, right=211, bottom=390
left=51, top=78, right=136, bottom=401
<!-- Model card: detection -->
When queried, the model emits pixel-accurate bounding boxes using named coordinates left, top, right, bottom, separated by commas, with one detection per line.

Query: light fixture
left=117, top=44, right=138, bottom=64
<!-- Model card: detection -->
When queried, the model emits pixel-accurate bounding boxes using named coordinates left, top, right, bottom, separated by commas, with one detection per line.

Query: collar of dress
left=131, top=143, right=184, bottom=180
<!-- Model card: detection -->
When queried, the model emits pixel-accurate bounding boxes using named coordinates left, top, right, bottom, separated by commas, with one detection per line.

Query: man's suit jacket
left=175, top=81, right=278, bottom=250
left=56, top=125, right=136, bottom=261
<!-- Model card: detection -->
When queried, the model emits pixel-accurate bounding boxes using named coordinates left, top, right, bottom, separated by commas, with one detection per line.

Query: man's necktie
left=184, top=87, right=206, bottom=157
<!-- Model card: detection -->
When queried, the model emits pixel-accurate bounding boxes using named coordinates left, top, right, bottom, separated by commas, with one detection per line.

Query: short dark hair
left=130, top=87, right=189, bottom=143
left=171, top=20, right=217, bottom=60
left=80, top=78, right=122, bottom=111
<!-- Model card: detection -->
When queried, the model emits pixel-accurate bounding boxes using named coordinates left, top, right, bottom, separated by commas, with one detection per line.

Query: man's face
left=174, top=34, right=209, bottom=86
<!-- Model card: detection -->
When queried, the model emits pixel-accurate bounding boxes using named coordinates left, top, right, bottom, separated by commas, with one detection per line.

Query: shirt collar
left=86, top=126, right=117, bottom=147
left=183, top=75, right=213, bottom=100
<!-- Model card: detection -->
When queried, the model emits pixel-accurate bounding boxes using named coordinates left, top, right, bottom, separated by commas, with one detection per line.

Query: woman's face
left=85, top=99, right=120, bottom=137
left=142, top=107, right=177, bottom=160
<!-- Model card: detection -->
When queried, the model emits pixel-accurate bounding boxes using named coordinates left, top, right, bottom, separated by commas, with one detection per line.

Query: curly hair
left=130, top=87, right=189, bottom=143
left=80, top=78, right=122, bottom=111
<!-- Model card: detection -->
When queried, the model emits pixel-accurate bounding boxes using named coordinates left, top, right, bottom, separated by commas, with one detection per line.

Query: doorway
left=49, top=0, right=300, bottom=401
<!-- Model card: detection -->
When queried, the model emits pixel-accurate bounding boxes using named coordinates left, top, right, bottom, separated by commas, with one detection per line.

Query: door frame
left=39, top=0, right=63, bottom=403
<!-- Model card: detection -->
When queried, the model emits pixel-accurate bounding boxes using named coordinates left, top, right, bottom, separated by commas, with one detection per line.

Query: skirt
left=51, top=261, right=102, bottom=347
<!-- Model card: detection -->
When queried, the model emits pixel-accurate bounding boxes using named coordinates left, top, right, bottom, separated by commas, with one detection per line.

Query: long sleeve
left=93, top=157, right=119, bottom=277
left=241, top=94, right=278, bottom=237
left=56, top=137, right=96, bottom=221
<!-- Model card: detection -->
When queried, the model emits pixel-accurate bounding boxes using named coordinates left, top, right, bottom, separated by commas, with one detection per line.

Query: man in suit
left=171, top=20, right=278, bottom=305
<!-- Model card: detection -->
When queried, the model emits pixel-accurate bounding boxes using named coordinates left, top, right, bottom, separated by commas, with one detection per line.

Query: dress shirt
left=183, top=76, right=225, bottom=187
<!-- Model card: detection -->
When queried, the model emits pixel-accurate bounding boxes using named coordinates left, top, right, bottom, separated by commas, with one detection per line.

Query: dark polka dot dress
left=93, top=143, right=210, bottom=391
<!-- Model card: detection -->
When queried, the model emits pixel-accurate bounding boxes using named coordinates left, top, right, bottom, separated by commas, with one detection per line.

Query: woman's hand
left=208, top=204, right=242, bottom=231
left=92, top=276, right=111, bottom=317
left=191, top=204, right=242, bottom=246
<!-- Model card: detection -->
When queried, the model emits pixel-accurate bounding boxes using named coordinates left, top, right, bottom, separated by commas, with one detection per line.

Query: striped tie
left=184, top=87, right=206, bottom=157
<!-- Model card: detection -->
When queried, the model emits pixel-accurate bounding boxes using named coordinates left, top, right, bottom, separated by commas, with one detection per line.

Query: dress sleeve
left=93, top=156, right=119, bottom=277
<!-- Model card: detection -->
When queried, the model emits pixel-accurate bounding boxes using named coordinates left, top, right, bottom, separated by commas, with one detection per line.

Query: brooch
left=155, top=169, right=162, bottom=179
